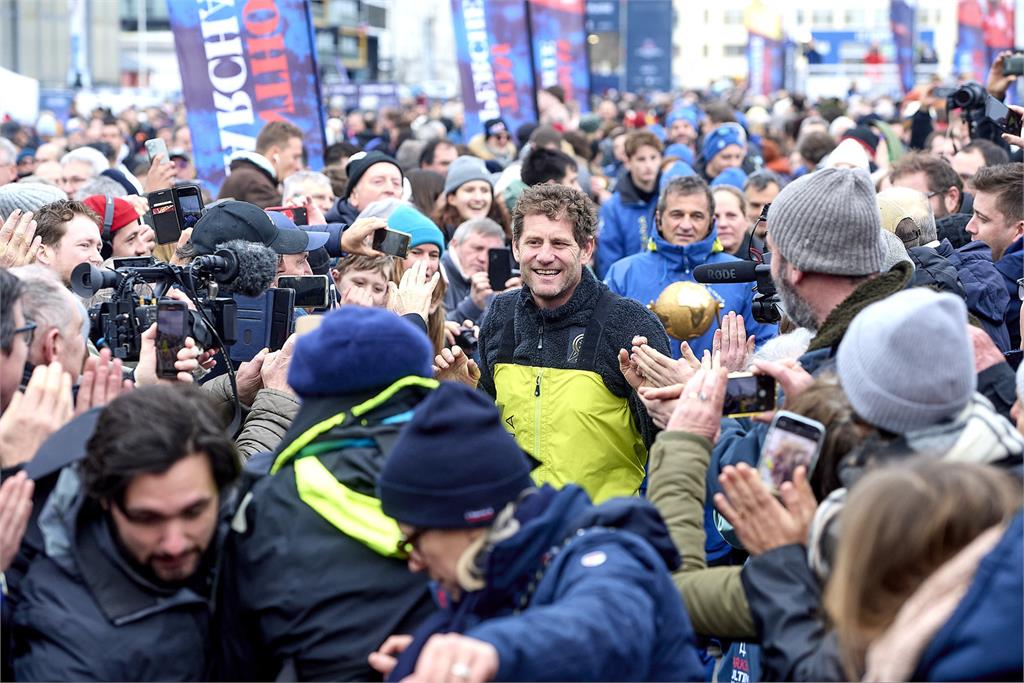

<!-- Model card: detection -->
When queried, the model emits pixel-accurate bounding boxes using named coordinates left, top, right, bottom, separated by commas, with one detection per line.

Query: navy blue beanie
left=378, top=383, right=534, bottom=529
left=287, top=307, right=434, bottom=398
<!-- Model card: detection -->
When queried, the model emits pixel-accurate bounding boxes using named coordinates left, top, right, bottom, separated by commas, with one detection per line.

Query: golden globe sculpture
left=647, top=281, right=722, bottom=341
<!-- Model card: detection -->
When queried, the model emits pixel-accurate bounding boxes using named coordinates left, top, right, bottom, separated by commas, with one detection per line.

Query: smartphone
left=487, top=247, right=520, bottom=291
left=265, top=206, right=309, bottom=226
left=175, top=184, right=205, bottom=230
left=277, top=275, right=330, bottom=309
left=148, top=188, right=181, bottom=245
left=373, top=228, right=411, bottom=258
left=229, top=288, right=296, bottom=363
left=268, top=288, right=296, bottom=351
left=984, top=94, right=1023, bottom=136
left=722, top=372, right=776, bottom=418
left=758, top=411, right=826, bottom=491
left=145, top=138, right=169, bottom=163
left=156, top=299, right=189, bottom=379
left=1003, top=54, right=1024, bottom=76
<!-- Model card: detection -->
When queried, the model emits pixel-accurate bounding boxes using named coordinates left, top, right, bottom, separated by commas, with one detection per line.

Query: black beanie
left=378, top=383, right=534, bottom=529
left=344, top=151, right=403, bottom=199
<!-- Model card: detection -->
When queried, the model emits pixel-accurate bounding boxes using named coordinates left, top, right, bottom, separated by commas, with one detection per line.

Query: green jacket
left=204, top=375, right=299, bottom=459
left=647, top=430, right=755, bottom=639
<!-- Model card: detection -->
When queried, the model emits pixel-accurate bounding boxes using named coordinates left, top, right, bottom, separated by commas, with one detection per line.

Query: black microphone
left=692, top=261, right=770, bottom=284
left=202, top=239, right=278, bottom=297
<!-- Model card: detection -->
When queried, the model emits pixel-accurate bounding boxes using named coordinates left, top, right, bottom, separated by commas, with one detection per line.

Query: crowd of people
left=0, top=50, right=1022, bottom=682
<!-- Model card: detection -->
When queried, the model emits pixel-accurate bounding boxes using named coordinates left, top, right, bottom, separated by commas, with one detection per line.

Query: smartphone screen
left=156, top=301, right=189, bottom=379
left=722, top=373, right=776, bottom=417
left=176, top=186, right=204, bottom=230
left=373, top=228, right=411, bottom=258
left=145, top=138, right=169, bottom=162
left=265, top=206, right=308, bottom=226
left=278, top=275, right=330, bottom=309
left=985, top=94, right=1023, bottom=135
left=758, top=411, right=826, bottom=491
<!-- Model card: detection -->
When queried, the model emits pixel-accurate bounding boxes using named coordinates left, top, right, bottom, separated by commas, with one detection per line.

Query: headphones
left=100, top=194, right=114, bottom=260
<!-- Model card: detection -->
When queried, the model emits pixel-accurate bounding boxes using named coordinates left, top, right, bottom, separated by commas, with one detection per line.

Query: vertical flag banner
left=450, top=0, right=538, bottom=139
left=624, top=0, right=672, bottom=92
left=167, top=0, right=326, bottom=193
left=983, top=0, right=1016, bottom=64
left=527, top=0, right=591, bottom=113
left=890, top=0, right=916, bottom=94
left=954, top=0, right=987, bottom=80
left=745, top=1, right=786, bottom=97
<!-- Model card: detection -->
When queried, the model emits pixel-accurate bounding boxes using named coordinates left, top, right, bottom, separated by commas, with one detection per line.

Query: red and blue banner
left=745, top=2, right=786, bottom=98
left=450, top=0, right=538, bottom=139
left=167, top=0, right=325, bottom=193
left=527, top=0, right=590, bottom=112
left=954, top=0, right=1015, bottom=81
left=890, top=0, right=916, bottom=94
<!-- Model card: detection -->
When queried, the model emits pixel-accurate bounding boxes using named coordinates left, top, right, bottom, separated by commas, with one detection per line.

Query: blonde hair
left=824, top=460, right=1021, bottom=679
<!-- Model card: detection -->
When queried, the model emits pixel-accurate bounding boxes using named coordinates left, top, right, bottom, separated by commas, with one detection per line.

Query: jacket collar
left=615, top=171, right=657, bottom=206
left=228, top=150, right=276, bottom=180
left=808, top=261, right=914, bottom=352
left=518, top=266, right=601, bottom=324
left=647, top=224, right=723, bottom=269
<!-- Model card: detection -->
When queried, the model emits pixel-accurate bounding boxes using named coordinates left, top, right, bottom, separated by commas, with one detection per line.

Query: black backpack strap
left=495, top=309, right=519, bottom=363
left=576, top=288, right=618, bottom=371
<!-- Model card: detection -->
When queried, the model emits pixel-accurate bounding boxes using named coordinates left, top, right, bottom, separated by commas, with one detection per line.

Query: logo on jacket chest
left=567, top=328, right=585, bottom=364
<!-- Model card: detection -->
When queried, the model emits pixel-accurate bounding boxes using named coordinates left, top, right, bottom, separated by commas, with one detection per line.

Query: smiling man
left=604, top=175, right=777, bottom=360
left=458, top=184, right=670, bottom=503
left=13, top=386, right=240, bottom=681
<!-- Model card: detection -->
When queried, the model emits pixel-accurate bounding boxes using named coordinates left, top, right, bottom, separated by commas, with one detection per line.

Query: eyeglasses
left=926, top=190, right=944, bottom=199
left=396, top=528, right=427, bottom=557
left=12, top=321, right=36, bottom=346
left=1017, top=277, right=1024, bottom=301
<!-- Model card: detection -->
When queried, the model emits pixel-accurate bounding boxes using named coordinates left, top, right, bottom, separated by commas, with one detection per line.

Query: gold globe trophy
left=647, top=282, right=722, bottom=340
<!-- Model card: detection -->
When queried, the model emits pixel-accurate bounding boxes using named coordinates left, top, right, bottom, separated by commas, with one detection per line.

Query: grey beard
left=776, top=276, right=819, bottom=331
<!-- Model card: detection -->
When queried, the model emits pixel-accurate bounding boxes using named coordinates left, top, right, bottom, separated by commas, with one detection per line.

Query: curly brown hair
left=511, top=184, right=598, bottom=248
left=34, top=199, right=100, bottom=247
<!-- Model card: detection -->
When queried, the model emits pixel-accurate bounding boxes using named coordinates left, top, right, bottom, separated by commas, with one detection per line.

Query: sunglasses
left=396, top=528, right=428, bottom=557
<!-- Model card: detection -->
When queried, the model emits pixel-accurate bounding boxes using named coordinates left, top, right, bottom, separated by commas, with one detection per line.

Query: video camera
left=694, top=203, right=781, bottom=325
left=944, top=81, right=1023, bottom=143
left=70, top=246, right=267, bottom=361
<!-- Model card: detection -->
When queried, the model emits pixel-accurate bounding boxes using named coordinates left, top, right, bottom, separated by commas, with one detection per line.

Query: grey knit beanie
left=767, top=168, right=885, bottom=276
left=444, top=155, right=493, bottom=196
left=0, top=181, right=67, bottom=220
left=880, top=229, right=913, bottom=271
left=837, top=288, right=976, bottom=434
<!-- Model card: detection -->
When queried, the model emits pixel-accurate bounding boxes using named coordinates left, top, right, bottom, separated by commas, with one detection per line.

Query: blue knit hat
left=666, top=107, right=699, bottom=130
left=647, top=123, right=667, bottom=142
left=387, top=204, right=445, bottom=254
left=663, top=143, right=695, bottom=167
left=378, top=383, right=534, bottom=529
left=659, top=161, right=697, bottom=191
left=287, top=307, right=434, bottom=398
left=711, top=167, right=748, bottom=190
left=702, top=123, right=747, bottom=164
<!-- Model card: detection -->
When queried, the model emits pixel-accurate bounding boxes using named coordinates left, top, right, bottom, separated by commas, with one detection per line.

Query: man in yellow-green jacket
left=443, top=184, right=671, bottom=503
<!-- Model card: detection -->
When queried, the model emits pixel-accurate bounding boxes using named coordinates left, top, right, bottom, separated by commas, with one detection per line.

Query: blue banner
left=528, top=0, right=590, bottom=113
left=450, top=0, right=538, bottom=139
left=747, top=32, right=787, bottom=97
left=167, top=0, right=325, bottom=193
left=624, top=0, right=672, bottom=92
left=954, top=0, right=987, bottom=80
left=890, top=0, right=916, bottom=94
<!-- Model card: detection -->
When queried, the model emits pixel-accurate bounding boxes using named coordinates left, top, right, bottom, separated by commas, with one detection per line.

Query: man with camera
left=436, top=184, right=671, bottom=504
left=12, top=385, right=241, bottom=681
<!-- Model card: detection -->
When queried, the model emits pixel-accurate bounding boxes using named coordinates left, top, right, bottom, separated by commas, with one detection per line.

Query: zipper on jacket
left=534, top=371, right=542, bottom=457
left=537, top=319, right=544, bottom=350
left=534, top=376, right=541, bottom=396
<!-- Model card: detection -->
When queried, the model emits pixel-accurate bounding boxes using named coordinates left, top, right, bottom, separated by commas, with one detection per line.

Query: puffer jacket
left=204, top=374, right=300, bottom=460
left=389, top=485, right=705, bottom=682
left=994, top=236, right=1022, bottom=348
left=596, top=172, right=659, bottom=277
left=604, top=226, right=778, bottom=359
left=948, top=240, right=1012, bottom=351
left=13, top=468, right=219, bottom=681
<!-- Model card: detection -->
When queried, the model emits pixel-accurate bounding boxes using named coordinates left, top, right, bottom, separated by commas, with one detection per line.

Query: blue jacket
left=596, top=173, right=658, bottom=278
left=604, top=227, right=778, bottom=359
left=948, top=240, right=1012, bottom=351
left=994, top=237, right=1022, bottom=346
left=912, top=511, right=1023, bottom=682
left=390, top=485, right=704, bottom=682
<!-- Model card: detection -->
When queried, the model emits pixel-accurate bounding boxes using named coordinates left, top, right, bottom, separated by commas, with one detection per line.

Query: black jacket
left=478, top=267, right=671, bottom=450
left=214, top=386, right=436, bottom=681
left=13, top=468, right=216, bottom=681
left=442, top=250, right=485, bottom=324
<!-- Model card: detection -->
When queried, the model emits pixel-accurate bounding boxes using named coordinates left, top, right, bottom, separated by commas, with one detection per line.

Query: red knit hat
left=81, top=195, right=139, bottom=236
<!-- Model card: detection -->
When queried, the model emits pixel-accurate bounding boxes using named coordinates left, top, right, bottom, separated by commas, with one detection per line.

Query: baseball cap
left=191, top=200, right=325, bottom=255
left=266, top=210, right=330, bottom=252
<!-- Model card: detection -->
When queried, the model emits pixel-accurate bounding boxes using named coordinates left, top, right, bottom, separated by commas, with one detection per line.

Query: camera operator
left=11, top=385, right=241, bottom=681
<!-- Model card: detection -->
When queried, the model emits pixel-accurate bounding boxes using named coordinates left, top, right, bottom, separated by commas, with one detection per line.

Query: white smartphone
left=758, top=411, right=826, bottom=491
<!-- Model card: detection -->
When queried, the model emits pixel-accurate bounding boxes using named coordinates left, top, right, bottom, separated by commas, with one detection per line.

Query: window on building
left=796, top=9, right=805, bottom=25
left=811, top=10, right=833, bottom=26
left=724, top=44, right=746, bottom=57
left=844, top=9, right=865, bottom=27
left=724, top=9, right=744, bottom=25
left=703, top=45, right=709, bottom=58
left=365, top=4, right=387, bottom=29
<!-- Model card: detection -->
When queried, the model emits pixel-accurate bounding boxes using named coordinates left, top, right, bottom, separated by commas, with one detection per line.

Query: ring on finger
left=451, top=662, right=471, bottom=679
